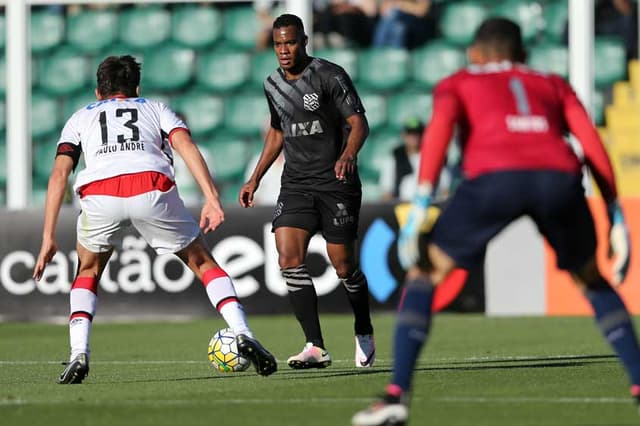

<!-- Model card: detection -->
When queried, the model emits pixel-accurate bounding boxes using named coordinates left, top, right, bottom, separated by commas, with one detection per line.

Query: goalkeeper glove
left=397, top=184, right=432, bottom=270
left=607, top=199, right=630, bottom=286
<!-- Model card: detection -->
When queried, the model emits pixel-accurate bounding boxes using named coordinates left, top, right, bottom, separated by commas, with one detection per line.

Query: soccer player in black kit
left=239, top=13, right=375, bottom=369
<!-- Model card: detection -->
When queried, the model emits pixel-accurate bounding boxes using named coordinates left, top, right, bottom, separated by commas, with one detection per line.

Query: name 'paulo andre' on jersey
left=263, top=57, right=366, bottom=192
left=57, top=96, right=187, bottom=194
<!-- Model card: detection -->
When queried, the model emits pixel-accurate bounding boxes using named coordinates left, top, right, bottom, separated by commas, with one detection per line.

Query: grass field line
left=0, top=353, right=608, bottom=365
left=0, top=395, right=633, bottom=407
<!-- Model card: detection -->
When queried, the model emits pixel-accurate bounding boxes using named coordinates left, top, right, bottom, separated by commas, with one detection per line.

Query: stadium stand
left=66, top=8, right=119, bottom=54
left=119, top=6, right=172, bottom=50
left=142, top=43, right=196, bottom=91
left=30, top=8, right=65, bottom=54
left=0, top=1, right=630, bottom=205
left=171, top=4, right=222, bottom=49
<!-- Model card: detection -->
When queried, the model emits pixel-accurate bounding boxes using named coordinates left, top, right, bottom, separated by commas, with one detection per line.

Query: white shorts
left=76, top=186, right=201, bottom=255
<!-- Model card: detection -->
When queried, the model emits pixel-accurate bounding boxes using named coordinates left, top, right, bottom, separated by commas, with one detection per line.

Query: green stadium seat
left=541, top=0, right=568, bottom=43
left=33, top=138, right=59, bottom=181
left=223, top=92, right=270, bottom=136
left=143, top=44, right=195, bottom=91
left=315, top=48, right=359, bottom=81
left=0, top=56, right=5, bottom=96
left=172, top=92, right=224, bottom=137
left=219, top=180, right=245, bottom=206
left=222, top=6, right=261, bottom=50
left=359, top=92, right=387, bottom=131
left=386, top=92, right=433, bottom=130
left=359, top=127, right=401, bottom=180
left=527, top=42, right=568, bottom=78
left=490, top=0, right=543, bottom=43
left=594, top=37, right=627, bottom=88
left=593, top=89, right=604, bottom=126
left=0, top=98, right=6, bottom=133
left=119, top=6, right=171, bottom=50
left=31, top=91, right=60, bottom=138
left=62, top=89, right=98, bottom=122
left=0, top=13, right=5, bottom=50
left=67, top=8, right=119, bottom=53
left=38, top=48, right=91, bottom=96
left=411, top=40, right=466, bottom=89
left=197, top=49, right=251, bottom=92
left=0, top=142, right=5, bottom=185
left=200, top=133, right=251, bottom=182
left=30, top=9, right=65, bottom=53
left=440, top=1, right=488, bottom=46
left=250, top=51, right=279, bottom=87
left=357, top=48, right=410, bottom=91
left=171, top=5, right=222, bottom=49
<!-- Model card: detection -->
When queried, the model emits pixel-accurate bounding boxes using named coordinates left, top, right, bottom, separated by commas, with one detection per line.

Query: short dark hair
left=96, top=55, right=141, bottom=98
left=472, top=17, right=527, bottom=63
left=273, top=13, right=305, bottom=34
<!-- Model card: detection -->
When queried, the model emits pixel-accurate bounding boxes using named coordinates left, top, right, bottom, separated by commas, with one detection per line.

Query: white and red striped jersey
left=57, top=96, right=188, bottom=193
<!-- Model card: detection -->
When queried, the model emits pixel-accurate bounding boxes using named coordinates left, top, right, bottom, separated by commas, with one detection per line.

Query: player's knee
left=569, top=257, right=608, bottom=291
left=278, top=255, right=305, bottom=270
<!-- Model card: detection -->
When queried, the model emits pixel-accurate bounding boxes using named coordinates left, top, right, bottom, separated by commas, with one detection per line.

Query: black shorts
left=431, top=170, right=596, bottom=272
left=272, top=188, right=362, bottom=244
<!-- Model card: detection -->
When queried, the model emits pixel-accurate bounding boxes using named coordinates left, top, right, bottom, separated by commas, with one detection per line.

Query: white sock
left=68, top=277, right=98, bottom=361
left=202, top=268, right=252, bottom=337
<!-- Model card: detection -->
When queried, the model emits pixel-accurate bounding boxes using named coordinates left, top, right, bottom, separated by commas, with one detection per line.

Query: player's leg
left=275, top=226, right=331, bottom=368
left=534, top=171, right=640, bottom=404
left=326, top=240, right=375, bottom=367
left=133, top=187, right=276, bottom=375
left=174, top=236, right=277, bottom=376
left=353, top=173, right=522, bottom=426
left=271, top=189, right=328, bottom=368
left=571, top=259, right=640, bottom=403
left=61, top=194, right=125, bottom=384
left=59, top=244, right=113, bottom=384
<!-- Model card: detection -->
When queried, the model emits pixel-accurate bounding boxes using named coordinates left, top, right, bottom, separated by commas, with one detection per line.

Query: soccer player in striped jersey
left=33, top=55, right=277, bottom=383
left=240, top=14, right=375, bottom=369
left=353, top=17, right=638, bottom=425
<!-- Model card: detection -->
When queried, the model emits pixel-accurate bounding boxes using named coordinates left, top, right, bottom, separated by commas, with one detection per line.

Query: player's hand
left=397, top=185, right=432, bottom=270
left=239, top=181, right=257, bottom=208
left=335, top=155, right=356, bottom=181
left=33, top=237, right=58, bottom=281
left=607, top=200, right=630, bottom=286
left=200, top=197, right=225, bottom=233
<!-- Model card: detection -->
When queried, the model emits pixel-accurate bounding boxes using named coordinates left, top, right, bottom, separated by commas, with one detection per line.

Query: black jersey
left=264, top=57, right=366, bottom=192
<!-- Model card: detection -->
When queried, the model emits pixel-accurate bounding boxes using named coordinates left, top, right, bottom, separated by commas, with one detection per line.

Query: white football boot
left=355, top=334, right=376, bottom=367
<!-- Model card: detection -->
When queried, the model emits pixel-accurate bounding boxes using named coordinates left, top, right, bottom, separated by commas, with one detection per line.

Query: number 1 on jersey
left=509, top=77, right=531, bottom=115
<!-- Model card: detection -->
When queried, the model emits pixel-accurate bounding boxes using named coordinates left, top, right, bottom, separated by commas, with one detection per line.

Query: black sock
left=341, top=269, right=374, bottom=335
left=282, top=265, right=325, bottom=348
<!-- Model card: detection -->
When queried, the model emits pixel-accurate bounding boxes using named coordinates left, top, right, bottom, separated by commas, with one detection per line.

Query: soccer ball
left=207, top=328, right=250, bottom=373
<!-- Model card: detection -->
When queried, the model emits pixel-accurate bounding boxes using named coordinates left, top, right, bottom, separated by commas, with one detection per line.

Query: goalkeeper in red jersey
left=353, top=17, right=636, bottom=426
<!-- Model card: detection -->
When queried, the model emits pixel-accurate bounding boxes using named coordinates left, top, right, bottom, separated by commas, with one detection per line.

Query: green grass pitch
left=2, top=313, right=640, bottom=426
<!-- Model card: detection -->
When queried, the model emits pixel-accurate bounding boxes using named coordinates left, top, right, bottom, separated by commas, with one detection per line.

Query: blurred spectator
left=595, top=0, right=638, bottom=60
left=378, top=117, right=424, bottom=202
left=379, top=117, right=458, bottom=202
left=314, top=0, right=378, bottom=48
left=372, top=0, right=435, bottom=49
left=255, top=0, right=279, bottom=50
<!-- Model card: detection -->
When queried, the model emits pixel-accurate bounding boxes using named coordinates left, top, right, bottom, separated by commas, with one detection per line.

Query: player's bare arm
left=171, top=129, right=224, bottom=233
left=336, top=113, right=369, bottom=181
left=33, top=155, right=74, bottom=281
left=240, top=126, right=284, bottom=208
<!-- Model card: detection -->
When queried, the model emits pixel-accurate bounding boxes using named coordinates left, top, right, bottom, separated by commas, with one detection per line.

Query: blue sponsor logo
left=360, top=218, right=397, bottom=303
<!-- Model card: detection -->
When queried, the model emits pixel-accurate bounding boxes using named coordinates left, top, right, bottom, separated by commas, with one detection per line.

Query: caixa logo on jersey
left=360, top=208, right=468, bottom=312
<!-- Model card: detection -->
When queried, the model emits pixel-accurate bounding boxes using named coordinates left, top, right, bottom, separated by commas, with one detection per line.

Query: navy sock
left=391, top=276, right=434, bottom=392
left=586, top=281, right=640, bottom=385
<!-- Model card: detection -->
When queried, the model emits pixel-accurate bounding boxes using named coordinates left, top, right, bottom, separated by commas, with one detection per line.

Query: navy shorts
left=430, top=170, right=596, bottom=272
left=272, top=188, right=362, bottom=244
